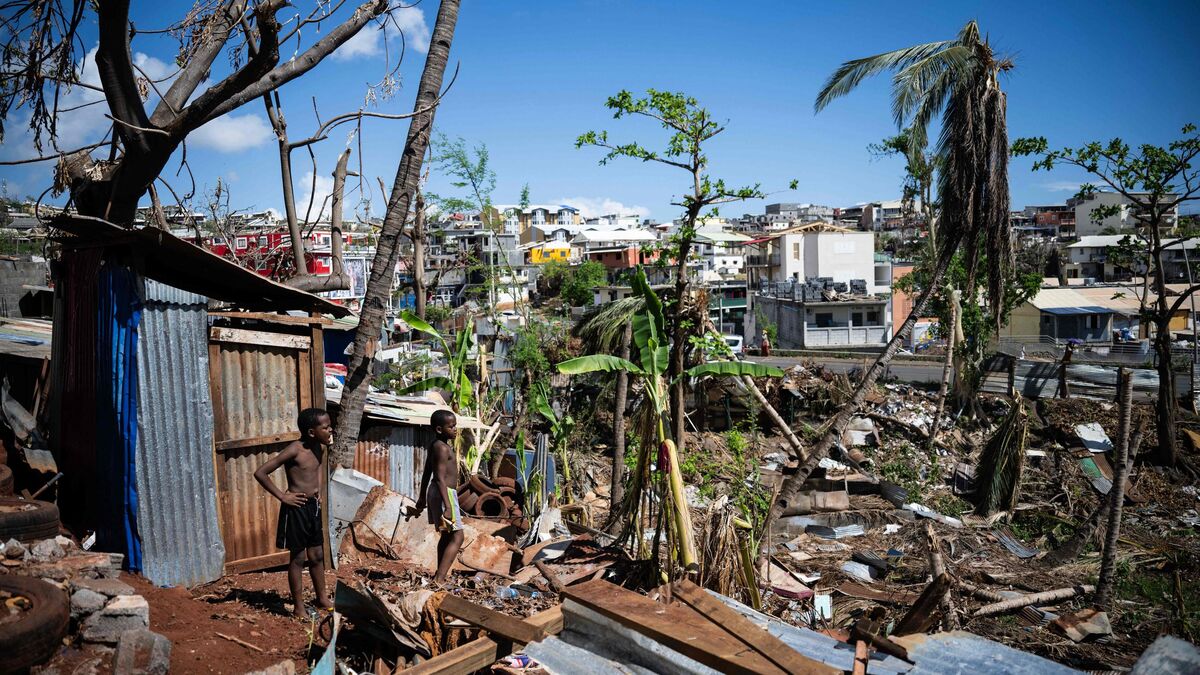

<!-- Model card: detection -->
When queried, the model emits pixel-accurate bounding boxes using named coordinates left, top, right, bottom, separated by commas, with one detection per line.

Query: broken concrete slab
left=113, top=629, right=171, bottom=675
left=72, top=577, right=135, bottom=598
left=71, top=588, right=108, bottom=619
left=82, top=595, right=151, bottom=644
left=1131, top=635, right=1200, bottom=674
left=244, top=661, right=298, bottom=675
left=31, top=537, right=65, bottom=561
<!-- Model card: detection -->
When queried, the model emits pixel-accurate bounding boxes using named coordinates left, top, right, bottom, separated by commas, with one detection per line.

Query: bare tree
left=1, top=0, right=412, bottom=227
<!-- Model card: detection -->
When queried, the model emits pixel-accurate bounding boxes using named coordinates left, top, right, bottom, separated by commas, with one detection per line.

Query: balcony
left=745, top=254, right=780, bottom=267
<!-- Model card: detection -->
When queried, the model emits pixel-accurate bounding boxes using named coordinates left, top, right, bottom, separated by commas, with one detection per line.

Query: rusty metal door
left=208, top=323, right=325, bottom=574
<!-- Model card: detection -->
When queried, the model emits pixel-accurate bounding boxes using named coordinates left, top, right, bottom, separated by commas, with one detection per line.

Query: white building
left=1070, top=191, right=1179, bottom=237
left=745, top=223, right=880, bottom=294
left=694, top=230, right=751, bottom=279
left=570, top=228, right=658, bottom=252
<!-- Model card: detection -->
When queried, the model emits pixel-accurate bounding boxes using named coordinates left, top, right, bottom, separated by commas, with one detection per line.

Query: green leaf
left=394, top=376, right=454, bottom=396
left=458, top=371, right=473, bottom=411
left=684, top=361, right=785, bottom=379
left=556, top=354, right=642, bottom=375
left=631, top=267, right=665, bottom=336
left=399, top=310, right=446, bottom=352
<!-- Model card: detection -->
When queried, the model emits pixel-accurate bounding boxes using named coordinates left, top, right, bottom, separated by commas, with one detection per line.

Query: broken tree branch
left=972, top=585, right=1095, bottom=618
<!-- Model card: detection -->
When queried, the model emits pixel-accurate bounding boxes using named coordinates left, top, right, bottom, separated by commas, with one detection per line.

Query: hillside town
left=1, top=2, right=1199, bottom=674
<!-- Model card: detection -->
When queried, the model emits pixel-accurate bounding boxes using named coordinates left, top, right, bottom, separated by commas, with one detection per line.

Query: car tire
left=0, top=498, right=60, bottom=542
left=0, top=576, right=70, bottom=672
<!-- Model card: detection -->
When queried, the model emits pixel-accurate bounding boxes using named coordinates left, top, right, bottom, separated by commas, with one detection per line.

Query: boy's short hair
left=430, top=409, right=455, bottom=429
left=298, top=407, right=330, bottom=434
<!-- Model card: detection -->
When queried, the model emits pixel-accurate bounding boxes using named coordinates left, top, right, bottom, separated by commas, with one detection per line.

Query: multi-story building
left=492, top=204, right=583, bottom=243
left=694, top=230, right=752, bottom=279
left=1070, top=191, right=1179, bottom=237
left=1063, top=235, right=1143, bottom=282
left=743, top=223, right=880, bottom=294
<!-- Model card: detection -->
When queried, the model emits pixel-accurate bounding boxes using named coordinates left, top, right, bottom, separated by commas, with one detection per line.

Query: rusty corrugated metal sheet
left=135, top=279, right=226, bottom=587
left=212, top=344, right=299, bottom=439
left=210, top=328, right=308, bottom=567
left=355, top=423, right=429, bottom=499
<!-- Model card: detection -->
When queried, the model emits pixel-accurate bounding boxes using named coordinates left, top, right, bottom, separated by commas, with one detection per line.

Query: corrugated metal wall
left=209, top=325, right=313, bottom=571
left=135, top=279, right=226, bottom=587
left=355, top=423, right=429, bottom=499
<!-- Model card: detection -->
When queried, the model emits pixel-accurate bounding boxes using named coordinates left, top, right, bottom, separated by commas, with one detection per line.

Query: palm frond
left=974, top=397, right=1028, bottom=515
left=572, top=296, right=644, bottom=354
left=890, top=45, right=972, bottom=128
left=814, top=40, right=955, bottom=113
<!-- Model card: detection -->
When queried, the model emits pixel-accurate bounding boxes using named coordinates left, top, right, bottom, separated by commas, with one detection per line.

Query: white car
left=724, top=335, right=744, bottom=357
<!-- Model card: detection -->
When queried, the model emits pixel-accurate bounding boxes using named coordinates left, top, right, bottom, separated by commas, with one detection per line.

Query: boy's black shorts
left=276, top=497, right=323, bottom=552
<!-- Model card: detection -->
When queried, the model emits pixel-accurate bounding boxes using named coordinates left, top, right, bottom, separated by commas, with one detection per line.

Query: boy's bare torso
left=432, top=439, right=458, bottom=488
left=282, top=441, right=322, bottom=497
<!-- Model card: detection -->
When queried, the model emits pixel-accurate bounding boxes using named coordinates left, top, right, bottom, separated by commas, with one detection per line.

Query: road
left=745, top=354, right=944, bottom=385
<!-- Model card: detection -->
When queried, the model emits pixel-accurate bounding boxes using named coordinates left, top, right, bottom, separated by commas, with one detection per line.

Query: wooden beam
left=215, top=431, right=301, bottom=452
left=893, top=573, right=951, bottom=636
left=210, top=310, right=333, bottom=326
left=400, top=605, right=561, bottom=675
left=210, top=326, right=310, bottom=350
left=223, top=550, right=290, bottom=575
left=437, top=594, right=546, bottom=645
left=672, top=580, right=837, bottom=674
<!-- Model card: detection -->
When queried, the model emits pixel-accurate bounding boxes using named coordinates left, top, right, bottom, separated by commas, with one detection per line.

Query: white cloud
left=556, top=197, right=651, bottom=220
left=297, top=171, right=336, bottom=221
left=189, top=113, right=273, bottom=152
left=332, top=6, right=430, bottom=61
left=1042, top=180, right=1084, bottom=193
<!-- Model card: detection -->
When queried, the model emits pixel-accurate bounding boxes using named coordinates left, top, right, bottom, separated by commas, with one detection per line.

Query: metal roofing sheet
left=135, top=281, right=226, bottom=587
left=1041, top=305, right=1112, bottom=316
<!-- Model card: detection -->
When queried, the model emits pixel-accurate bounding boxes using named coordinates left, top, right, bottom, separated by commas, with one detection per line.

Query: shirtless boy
left=414, top=409, right=463, bottom=583
left=254, top=407, right=334, bottom=617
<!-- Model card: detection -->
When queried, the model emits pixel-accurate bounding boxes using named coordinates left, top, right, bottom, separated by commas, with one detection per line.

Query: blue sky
left=3, top=0, right=1199, bottom=221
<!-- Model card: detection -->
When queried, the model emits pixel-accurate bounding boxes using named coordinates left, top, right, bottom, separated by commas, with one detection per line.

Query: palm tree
left=767, top=21, right=1014, bottom=526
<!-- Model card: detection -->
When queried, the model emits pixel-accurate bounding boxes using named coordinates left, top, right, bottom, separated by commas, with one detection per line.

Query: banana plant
left=531, top=381, right=575, bottom=503
left=396, top=309, right=476, bottom=414
left=396, top=310, right=481, bottom=468
left=556, top=268, right=782, bottom=571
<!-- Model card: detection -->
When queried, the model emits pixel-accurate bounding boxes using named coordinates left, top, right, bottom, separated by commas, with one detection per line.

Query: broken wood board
left=837, top=581, right=920, bottom=604
left=671, top=580, right=838, bottom=675
left=402, top=605, right=562, bottom=675
left=893, top=573, right=952, bottom=636
left=562, top=579, right=795, bottom=675
left=437, top=594, right=546, bottom=645
left=760, top=558, right=814, bottom=599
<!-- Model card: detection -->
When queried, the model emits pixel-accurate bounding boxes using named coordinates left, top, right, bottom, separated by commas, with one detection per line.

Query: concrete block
left=73, top=577, right=135, bottom=598
left=113, top=629, right=171, bottom=675
left=71, top=588, right=108, bottom=619
left=81, top=595, right=150, bottom=644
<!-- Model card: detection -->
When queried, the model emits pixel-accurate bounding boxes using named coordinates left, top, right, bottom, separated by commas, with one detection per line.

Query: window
left=792, top=242, right=801, bottom=260
left=212, top=237, right=226, bottom=245
left=1042, top=315, right=1052, bottom=324
left=1086, top=314, right=1100, bottom=330
left=236, top=237, right=247, bottom=249
left=867, top=311, right=879, bottom=324
left=851, top=312, right=863, bottom=325
left=258, top=235, right=268, bottom=248
left=815, top=313, right=834, bottom=328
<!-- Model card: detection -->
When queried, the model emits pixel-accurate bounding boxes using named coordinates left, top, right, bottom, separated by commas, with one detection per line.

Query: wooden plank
left=401, top=605, right=561, bottom=675
left=224, top=550, right=290, bottom=575
left=210, top=311, right=333, bottom=326
left=210, top=326, right=310, bottom=350
left=562, top=579, right=786, bottom=675
left=310, top=321, right=326, bottom=410
left=437, top=594, right=545, bottom=645
left=672, top=580, right=837, bottom=674
left=298, top=347, right=313, bottom=409
left=893, top=573, right=951, bottom=635
left=215, top=431, right=301, bottom=452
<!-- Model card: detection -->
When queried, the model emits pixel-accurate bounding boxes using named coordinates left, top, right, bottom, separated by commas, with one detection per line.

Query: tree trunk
left=413, top=194, right=428, bottom=320
left=611, top=321, right=631, bottom=511
left=1095, top=368, right=1134, bottom=610
left=927, top=287, right=959, bottom=450
left=766, top=249, right=952, bottom=529
left=331, top=0, right=460, bottom=468
left=1149, top=220, right=1178, bottom=466
left=740, top=375, right=805, bottom=460
left=670, top=232, right=695, bottom=454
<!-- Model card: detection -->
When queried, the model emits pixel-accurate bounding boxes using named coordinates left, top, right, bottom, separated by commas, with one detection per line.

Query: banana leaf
left=556, top=354, right=642, bottom=375
left=395, top=376, right=454, bottom=396
left=683, top=361, right=785, bottom=379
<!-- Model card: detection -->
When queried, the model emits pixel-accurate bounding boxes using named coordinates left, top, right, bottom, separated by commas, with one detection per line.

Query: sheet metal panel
left=354, top=423, right=429, bottom=499
left=209, top=327, right=310, bottom=568
left=135, top=280, right=226, bottom=587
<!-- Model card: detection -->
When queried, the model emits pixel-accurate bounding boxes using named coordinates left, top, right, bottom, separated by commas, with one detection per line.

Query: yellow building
left=529, top=241, right=573, bottom=264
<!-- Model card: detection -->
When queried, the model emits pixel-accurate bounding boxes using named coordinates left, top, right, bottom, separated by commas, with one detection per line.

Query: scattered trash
left=1075, top=422, right=1114, bottom=454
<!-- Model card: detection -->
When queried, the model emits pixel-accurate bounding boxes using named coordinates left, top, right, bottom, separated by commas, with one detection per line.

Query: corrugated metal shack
left=325, top=388, right=487, bottom=500
left=48, top=216, right=349, bottom=587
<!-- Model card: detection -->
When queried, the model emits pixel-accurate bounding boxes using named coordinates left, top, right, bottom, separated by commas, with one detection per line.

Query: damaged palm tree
left=557, top=268, right=782, bottom=571
left=973, top=395, right=1029, bottom=516
left=769, top=21, right=1015, bottom=528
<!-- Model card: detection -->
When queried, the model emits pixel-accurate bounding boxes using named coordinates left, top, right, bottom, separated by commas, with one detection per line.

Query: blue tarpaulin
left=94, top=264, right=143, bottom=571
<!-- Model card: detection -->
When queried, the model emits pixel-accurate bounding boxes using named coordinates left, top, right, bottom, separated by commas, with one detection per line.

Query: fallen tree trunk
left=972, top=585, right=1095, bottom=618
left=741, top=375, right=806, bottom=461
